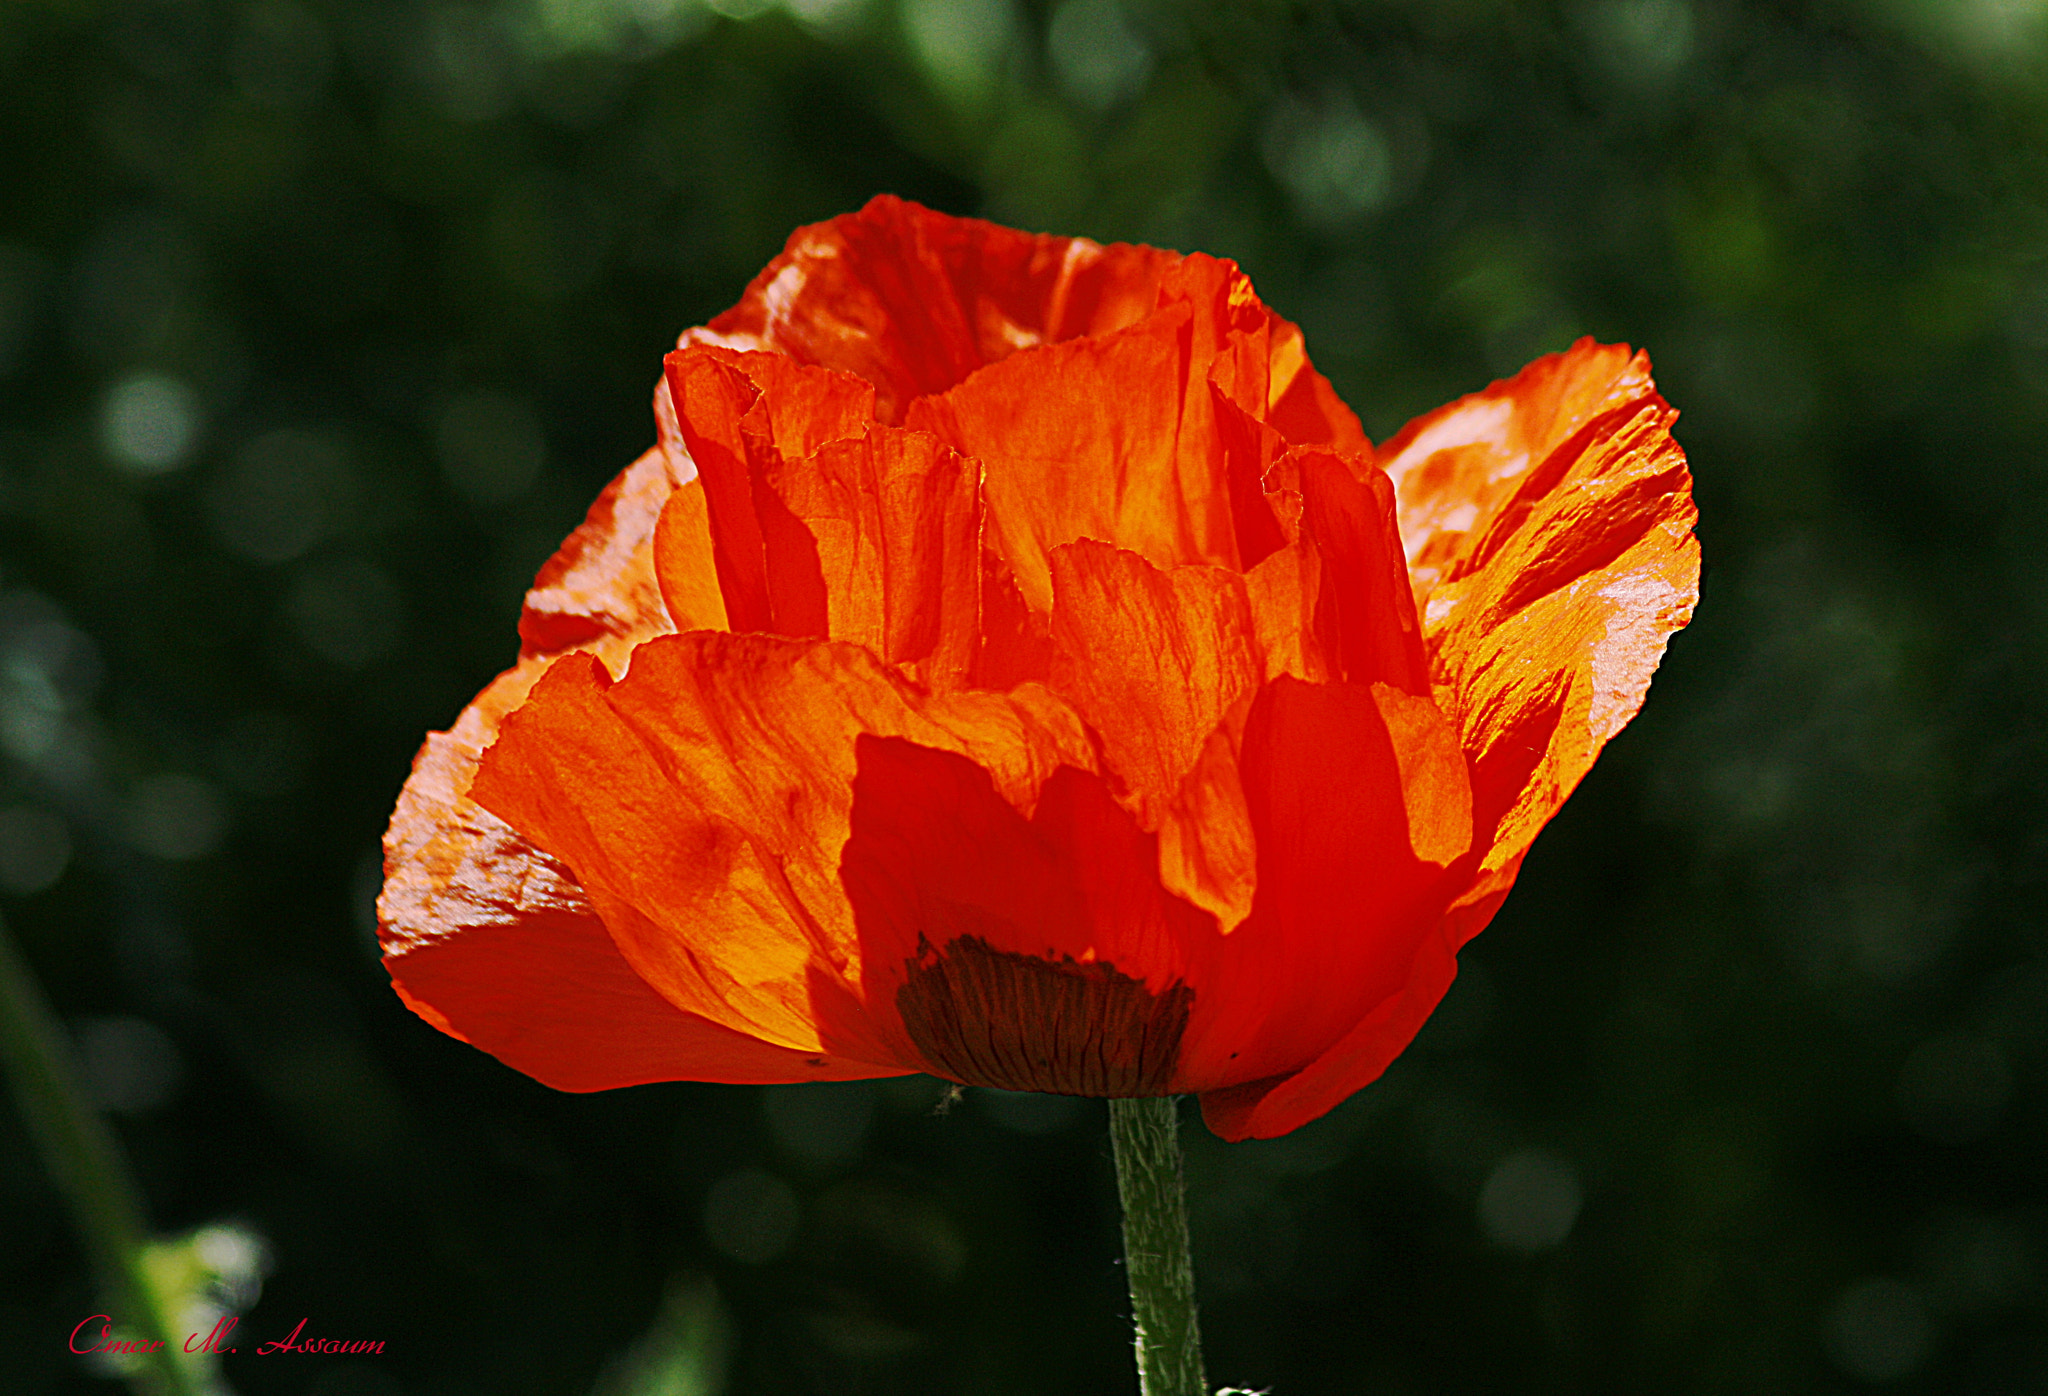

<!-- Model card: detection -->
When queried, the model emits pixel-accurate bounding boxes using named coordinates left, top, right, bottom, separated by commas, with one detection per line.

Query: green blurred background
left=2, top=0, right=2044, bottom=1391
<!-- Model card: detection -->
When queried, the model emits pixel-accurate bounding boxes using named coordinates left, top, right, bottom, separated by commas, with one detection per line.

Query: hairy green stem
left=1109, top=1095, right=1208, bottom=1396
left=0, top=916, right=218, bottom=1396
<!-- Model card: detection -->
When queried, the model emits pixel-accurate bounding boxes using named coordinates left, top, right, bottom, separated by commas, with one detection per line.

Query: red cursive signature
left=70, top=1315, right=383, bottom=1358
left=255, top=1318, right=384, bottom=1355
left=185, top=1316, right=238, bottom=1353
left=69, top=1316, right=162, bottom=1356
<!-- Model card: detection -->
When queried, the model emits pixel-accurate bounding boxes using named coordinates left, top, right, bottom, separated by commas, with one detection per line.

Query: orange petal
left=972, top=545, right=1054, bottom=690
left=1234, top=447, right=1426, bottom=694
left=907, top=301, right=1236, bottom=609
left=517, top=445, right=681, bottom=657
left=1379, top=340, right=1699, bottom=871
left=651, top=469, right=729, bottom=634
left=1043, top=540, right=1266, bottom=935
left=1179, top=261, right=1371, bottom=457
left=388, top=911, right=900, bottom=1089
left=663, top=345, right=981, bottom=684
left=1209, top=388, right=1292, bottom=571
left=1152, top=720, right=1259, bottom=936
left=467, top=633, right=1104, bottom=1068
left=1198, top=926, right=1458, bottom=1140
left=1155, top=253, right=1276, bottom=417
left=691, top=194, right=1181, bottom=422
left=842, top=737, right=1224, bottom=1093
left=764, top=428, right=982, bottom=688
left=906, top=254, right=1324, bottom=605
left=380, top=649, right=891, bottom=1087
left=1242, top=534, right=1328, bottom=685
left=1295, top=450, right=1431, bottom=694
left=1264, top=316, right=1372, bottom=456
left=662, top=347, right=878, bottom=636
left=1047, top=540, right=1262, bottom=823
left=1172, top=676, right=1473, bottom=1091
left=384, top=437, right=798, bottom=1085
left=662, top=351, right=772, bottom=630
left=724, top=348, right=882, bottom=457
left=1380, top=339, right=1648, bottom=601
left=381, top=664, right=584, bottom=966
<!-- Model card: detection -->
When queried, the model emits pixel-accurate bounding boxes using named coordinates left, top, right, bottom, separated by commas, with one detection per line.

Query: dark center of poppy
left=895, top=936, right=1192, bottom=1097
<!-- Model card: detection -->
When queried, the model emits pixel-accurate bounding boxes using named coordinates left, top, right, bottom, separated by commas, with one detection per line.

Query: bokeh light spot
left=1263, top=95, right=1394, bottom=229
left=1477, top=1148, right=1583, bottom=1252
left=1584, top=0, right=1695, bottom=81
left=786, top=0, right=868, bottom=35
left=1826, top=1276, right=1935, bottom=1383
left=206, top=428, right=356, bottom=564
left=0, top=594, right=94, bottom=764
left=1047, top=0, right=1151, bottom=110
left=903, top=0, right=1016, bottom=104
left=101, top=373, right=201, bottom=476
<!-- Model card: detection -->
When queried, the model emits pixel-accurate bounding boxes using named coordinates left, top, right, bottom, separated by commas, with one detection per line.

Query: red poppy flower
left=379, top=196, right=1697, bottom=1140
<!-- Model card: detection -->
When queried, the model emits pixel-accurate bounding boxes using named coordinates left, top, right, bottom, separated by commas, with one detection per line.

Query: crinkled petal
left=1294, top=450, right=1431, bottom=695
left=389, top=906, right=898, bottom=1089
left=1242, top=536, right=1331, bottom=684
left=973, top=544, right=1055, bottom=690
left=1152, top=721, right=1260, bottom=938
left=1210, top=389, right=1294, bottom=573
left=467, top=633, right=1104, bottom=1070
left=381, top=661, right=595, bottom=967
left=907, top=301, right=1236, bottom=609
left=1235, top=444, right=1426, bottom=694
left=1379, top=339, right=1700, bottom=871
left=1265, top=322, right=1372, bottom=457
left=1198, top=343, right=1695, bottom=1135
left=791, top=429, right=982, bottom=688
left=686, top=194, right=1180, bottom=422
left=664, top=345, right=981, bottom=686
left=517, top=446, right=679, bottom=656
left=1180, top=256, right=1305, bottom=427
left=380, top=448, right=864, bottom=1087
left=1381, top=339, right=1648, bottom=600
left=904, top=255, right=1318, bottom=610
left=663, top=347, right=877, bottom=635
left=1044, top=539, right=1265, bottom=934
left=1047, top=540, right=1262, bottom=823
left=385, top=204, right=1698, bottom=1134
left=383, top=686, right=886, bottom=1090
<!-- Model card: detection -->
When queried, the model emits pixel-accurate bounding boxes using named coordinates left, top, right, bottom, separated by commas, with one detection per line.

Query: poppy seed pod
left=378, top=196, right=1698, bottom=1140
